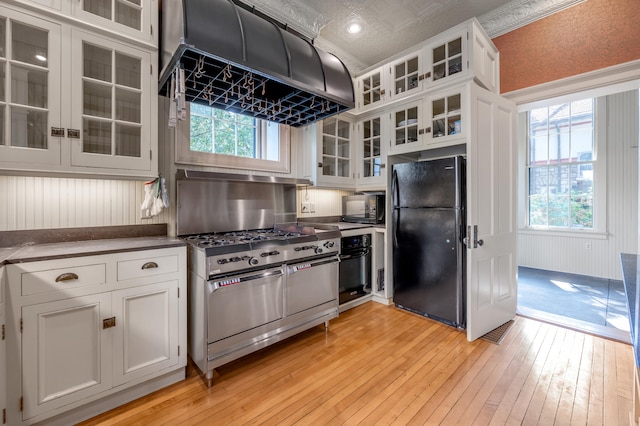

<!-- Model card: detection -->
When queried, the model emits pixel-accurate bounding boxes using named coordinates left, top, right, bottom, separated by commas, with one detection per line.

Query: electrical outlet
left=585, top=242, right=592, bottom=250
left=301, top=202, right=311, bottom=213
left=309, top=202, right=316, bottom=213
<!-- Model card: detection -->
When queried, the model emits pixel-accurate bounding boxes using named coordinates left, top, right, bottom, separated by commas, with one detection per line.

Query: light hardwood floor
left=79, top=302, right=634, bottom=425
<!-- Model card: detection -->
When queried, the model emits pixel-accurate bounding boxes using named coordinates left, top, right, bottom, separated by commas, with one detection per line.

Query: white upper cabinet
left=0, top=10, right=63, bottom=166
left=352, top=18, right=499, bottom=115
left=297, top=114, right=356, bottom=188
left=356, top=113, right=387, bottom=188
left=0, top=4, right=157, bottom=178
left=423, top=18, right=499, bottom=93
left=73, top=0, right=154, bottom=43
left=4, top=0, right=156, bottom=44
left=69, top=29, right=152, bottom=172
left=356, top=66, right=386, bottom=112
left=387, top=51, right=422, bottom=102
left=387, top=99, right=423, bottom=155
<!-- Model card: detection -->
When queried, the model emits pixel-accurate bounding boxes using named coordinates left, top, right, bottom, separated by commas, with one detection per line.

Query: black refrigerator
left=392, top=156, right=466, bottom=328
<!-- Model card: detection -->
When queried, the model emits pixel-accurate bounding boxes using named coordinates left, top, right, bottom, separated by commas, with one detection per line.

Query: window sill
left=519, top=228, right=608, bottom=240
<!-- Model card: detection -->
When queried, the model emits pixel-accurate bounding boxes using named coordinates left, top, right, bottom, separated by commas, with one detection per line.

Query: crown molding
left=478, top=0, right=586, bottom=38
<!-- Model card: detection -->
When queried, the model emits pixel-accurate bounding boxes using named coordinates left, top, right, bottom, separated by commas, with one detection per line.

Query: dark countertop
left=3, top=237, right=186, bottom=265
left=297, top=216, right=384, bottom=231
left=0, top=225, right=184, bottom=266
left=620, top=253, right=640, bottom=366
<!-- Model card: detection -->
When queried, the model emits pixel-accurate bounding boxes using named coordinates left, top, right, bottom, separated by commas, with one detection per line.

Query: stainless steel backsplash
left=176, top=171, right=299, bottom=235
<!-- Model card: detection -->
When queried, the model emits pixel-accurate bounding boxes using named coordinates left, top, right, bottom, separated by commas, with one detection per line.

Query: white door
left=22, top=294, right=112, bottom=420
left=466, top=83, right=518, bottom=341
left=112, top=281, right=179, bottom=386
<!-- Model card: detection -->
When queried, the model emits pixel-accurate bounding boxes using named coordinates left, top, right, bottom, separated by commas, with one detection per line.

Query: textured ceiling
left=239, top=0, right=584, bottom=75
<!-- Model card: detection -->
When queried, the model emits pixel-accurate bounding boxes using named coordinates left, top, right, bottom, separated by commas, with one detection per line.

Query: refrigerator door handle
left=473, top=225, right=484, bottom=248
left=463, top=225, right=472, bottom=248
left=392, top=169, right=399, bottom=208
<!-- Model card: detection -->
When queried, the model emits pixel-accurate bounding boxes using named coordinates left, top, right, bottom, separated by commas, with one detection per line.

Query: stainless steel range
left=176, top=171, right=340, bottom=386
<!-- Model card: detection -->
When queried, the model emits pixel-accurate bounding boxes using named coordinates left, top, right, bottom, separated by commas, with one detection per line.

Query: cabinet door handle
left=474, top=225, right=484, bottom=248
left=141, top=261, right=158, bottom=270
left=51, top=127, right=65, bottom=137
left=103, top=317, right=116, bottom=329
left=55, top=272, right=79, bottom=282
left=380, top=89, right=385, bottom=95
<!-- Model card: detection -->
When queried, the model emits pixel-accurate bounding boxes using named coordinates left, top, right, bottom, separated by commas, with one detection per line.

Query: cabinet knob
left=55, top=272, right=79, bottom=282
left=317, top=162, right=323, bottom=168
left=380, top=89, right=386, bottom=95
left=142, top=261, right=159, bottom=270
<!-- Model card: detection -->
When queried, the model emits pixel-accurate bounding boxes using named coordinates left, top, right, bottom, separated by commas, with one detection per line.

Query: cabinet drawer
left=117, top=254, right=179, bottom=281
left=21, top=264, right=107, bottom=296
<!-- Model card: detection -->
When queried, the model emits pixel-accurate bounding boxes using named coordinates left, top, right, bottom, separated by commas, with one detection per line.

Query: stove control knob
left=231, top=257, right=241, bottom=262
left=248, top=257, right=259, bottom=266
left=324, top=241, right=335, bottom=248
left=315, top=247, right=323, bottom=254
left=217, top=259, right=229, bottom=265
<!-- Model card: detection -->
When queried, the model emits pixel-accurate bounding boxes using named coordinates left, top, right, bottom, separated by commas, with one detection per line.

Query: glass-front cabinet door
left=317, top=116, right=354, bottom=185
left=356, top=66, right=385, bottom=112
left=430, top=36, right=463, bottom=85
left=70, top=29, right=151, bottom=171
left=0, top=9, right=62, bottom=166
left=425, top=86, right=465, bottom=146
left=388, top=51, right=422, bottom=101
left=358, top=114, right=386, bottom=187
left=388, top=101, right=421, bottom=155
left=74, top=0, right=154, bottom=43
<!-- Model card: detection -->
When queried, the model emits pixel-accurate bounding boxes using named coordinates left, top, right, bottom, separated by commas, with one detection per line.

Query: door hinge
left=20, top=397, right=23, bottom=412
left=3, top=407, right=6, bottom=424
left=2, top=324, right=4, bottom=340
left=178, top=345, right=180, bottom=356
left=177, top=288, right=180, bottom=298
left=150, top=150, right=153, bottom=160
left=150, top=24, right=153, bottom=36
left=20, top=318, right=23, bottom=333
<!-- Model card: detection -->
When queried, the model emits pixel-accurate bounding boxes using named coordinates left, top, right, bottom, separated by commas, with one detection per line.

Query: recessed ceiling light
left=347, top=22, right=361, bottom=34
left=35, top=54, right=47, bottom=62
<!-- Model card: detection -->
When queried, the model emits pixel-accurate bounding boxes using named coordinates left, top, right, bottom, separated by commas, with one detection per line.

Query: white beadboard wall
left=519, top=90, right=639, bottom=280
left=0, top=176, right=170, bottom=231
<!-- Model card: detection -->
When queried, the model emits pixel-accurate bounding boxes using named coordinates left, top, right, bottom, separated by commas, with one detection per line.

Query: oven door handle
left=339, top=249, right=370, bottom=261
left=208, top=268, right=284, bottom=292
left=287, top=256, right=339, bottom=274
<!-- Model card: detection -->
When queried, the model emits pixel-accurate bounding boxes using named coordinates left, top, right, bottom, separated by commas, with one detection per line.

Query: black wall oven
left=339, top=234, right=372, bottom=305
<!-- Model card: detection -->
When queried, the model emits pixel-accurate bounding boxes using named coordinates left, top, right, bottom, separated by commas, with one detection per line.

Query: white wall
left=519, top=90, right=639, bottom=280
left=0, top=176, right=170, bottom=231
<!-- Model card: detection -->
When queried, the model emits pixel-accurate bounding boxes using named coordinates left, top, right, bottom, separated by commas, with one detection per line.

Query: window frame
left=176, top=103, right=290, bottom=173
left=520, top=96, right=607, bottom=235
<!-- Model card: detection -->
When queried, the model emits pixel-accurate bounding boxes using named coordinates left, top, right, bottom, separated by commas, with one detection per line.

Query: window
left=526, top=98, right=595, bottom=229
left=176, top=103, right=290, bottom=173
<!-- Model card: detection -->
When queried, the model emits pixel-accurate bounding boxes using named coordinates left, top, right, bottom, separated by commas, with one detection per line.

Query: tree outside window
left=189, top=103, right=257, bottom=158
left=527, top=99, right=594, bottom=229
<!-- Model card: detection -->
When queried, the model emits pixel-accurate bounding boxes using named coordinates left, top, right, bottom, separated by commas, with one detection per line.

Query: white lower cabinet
left=6, top=246, right=186, bottom=425
left=112, top=281, right=179, bottom=387
left=22, top=293, right=113, bottom=420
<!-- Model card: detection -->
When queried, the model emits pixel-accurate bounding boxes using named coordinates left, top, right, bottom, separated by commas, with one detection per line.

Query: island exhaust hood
left=159, top=0, right=355, bottom=127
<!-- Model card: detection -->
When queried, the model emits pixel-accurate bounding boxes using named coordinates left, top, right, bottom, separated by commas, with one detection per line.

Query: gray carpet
left=517, top=266, right=629, bottom=332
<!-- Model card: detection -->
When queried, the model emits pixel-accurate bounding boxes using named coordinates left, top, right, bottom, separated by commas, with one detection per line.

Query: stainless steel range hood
left=159, top=0, right=355, bottom=127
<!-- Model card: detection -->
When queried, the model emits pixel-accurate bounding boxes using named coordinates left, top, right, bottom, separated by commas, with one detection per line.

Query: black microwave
left=341, top=194, right=385, bottom=224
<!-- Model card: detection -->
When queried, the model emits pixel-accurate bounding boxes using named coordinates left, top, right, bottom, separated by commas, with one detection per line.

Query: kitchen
left=0, top=0, right=639, bottom=424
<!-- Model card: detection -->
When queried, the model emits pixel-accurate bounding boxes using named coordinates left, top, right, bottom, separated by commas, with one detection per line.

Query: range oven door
left=285, top=255, right=339, bottom=316
left=207, top=266, right=284, bottom=343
